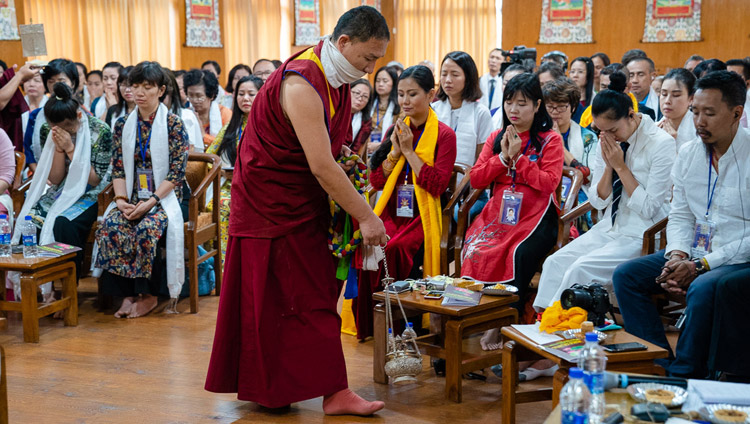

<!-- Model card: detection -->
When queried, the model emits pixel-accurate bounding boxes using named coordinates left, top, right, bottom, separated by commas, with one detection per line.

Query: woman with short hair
left=183, top=69, right=232, bottom=148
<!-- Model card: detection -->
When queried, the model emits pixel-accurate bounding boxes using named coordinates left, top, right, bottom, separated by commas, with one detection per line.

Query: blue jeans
left=612, top=250, right=750, bottom=378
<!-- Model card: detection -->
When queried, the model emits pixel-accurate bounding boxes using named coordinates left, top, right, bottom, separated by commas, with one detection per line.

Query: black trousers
left=510, top=204, right=559, bottom=314
left=52, top=202, right=99, bottom=281
left=710, top=267, right=750, bottom=377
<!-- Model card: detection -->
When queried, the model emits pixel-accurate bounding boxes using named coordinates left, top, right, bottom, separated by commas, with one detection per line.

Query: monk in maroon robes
left=0, top=63, right=37, bottom=151
left=205, top=6, right=390, bottom=416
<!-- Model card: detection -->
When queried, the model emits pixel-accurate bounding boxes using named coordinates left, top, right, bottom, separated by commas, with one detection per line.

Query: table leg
left=20, top=275, right=39, bottom=343
left=444, top=319, right=463, bottom=403
left=62, top=264, right=77, bottom=327
left=373, top=303, right=387, bottom=384
left=552, top=367, right=569, bottom=408
left=502, top=340, right=520, bottom=424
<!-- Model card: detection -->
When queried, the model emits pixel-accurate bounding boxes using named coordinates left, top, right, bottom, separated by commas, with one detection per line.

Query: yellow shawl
left=579, top=92, right=640, bottom=128
left=373, top=108, right=442, bottom=277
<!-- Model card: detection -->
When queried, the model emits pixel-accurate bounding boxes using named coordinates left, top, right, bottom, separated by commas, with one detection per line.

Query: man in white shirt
left=613, top=71, right=750, bottom=378
left=627, top=57, right=661, bottom=119
left=726, top=59, right=750, bottom=128
left=479, top=48, right=503, bottom=111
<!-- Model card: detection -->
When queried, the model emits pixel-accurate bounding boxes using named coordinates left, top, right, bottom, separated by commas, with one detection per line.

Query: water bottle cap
left=388, top=328, right=392, bottom=334
left=25, top=215, right=32, bottom=221
left=407, top=322, right=413, bottom=328
left=569, top=367, right=583, bottom=379
left=585, top=332, right=598, bottom=342
left=0, top=214, right=6, bottom=219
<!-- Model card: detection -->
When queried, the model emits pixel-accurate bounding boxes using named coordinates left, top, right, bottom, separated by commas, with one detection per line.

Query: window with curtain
left=394, top=0, right=497, bottom=77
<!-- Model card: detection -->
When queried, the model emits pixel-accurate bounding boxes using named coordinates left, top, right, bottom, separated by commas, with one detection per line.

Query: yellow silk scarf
left=373, top=108, right=442, bottom=277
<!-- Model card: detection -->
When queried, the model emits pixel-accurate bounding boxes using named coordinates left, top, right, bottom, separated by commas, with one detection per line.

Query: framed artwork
left=0, top=0, right=20, bottom=41
left=653, top=0, right=694, bottom=18
left=190, top=0, right=214, bottom=19
left=185, top=0, right=222, bottom=47
left=294, top=0, right=320, bottom=46
left=643, top=0, right=701, bottom=42
left=549, top=0, right=586, bottom=21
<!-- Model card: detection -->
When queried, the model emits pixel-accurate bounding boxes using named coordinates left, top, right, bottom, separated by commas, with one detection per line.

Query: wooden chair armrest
left=442, top=173, right=471, bottom=213
left=560, top=201, right=593, bottom=224
left=11, top=179, right=32, bottom=219
left=641, top=217, right=669, bottom=256
left=97, top=183, right=115, bottom=217
left=187, top=153, right=221, bottom=200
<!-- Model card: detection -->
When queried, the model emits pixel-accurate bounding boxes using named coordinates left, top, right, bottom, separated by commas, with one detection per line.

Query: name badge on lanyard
left=137, top=122, right=154, bottom=200
left=500, top=190, right=523, bottom=225
left=396, top=184, right=415, bottom=218
left=692, top=153, right=719, bottom=258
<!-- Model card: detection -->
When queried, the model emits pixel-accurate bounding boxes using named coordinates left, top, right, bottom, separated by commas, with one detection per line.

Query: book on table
left=441, top=284, right=482, bottom=306
left=36, top=242, right=82, bottom=258
left=539, top=338, right=586, bottom=362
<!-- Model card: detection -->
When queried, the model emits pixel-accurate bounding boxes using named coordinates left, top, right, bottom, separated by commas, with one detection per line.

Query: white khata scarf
left=320, top=35, right=366, bottom=89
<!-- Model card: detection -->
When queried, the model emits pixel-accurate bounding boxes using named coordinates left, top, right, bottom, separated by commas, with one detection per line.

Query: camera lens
left=561, top=287, right=593, bottom=310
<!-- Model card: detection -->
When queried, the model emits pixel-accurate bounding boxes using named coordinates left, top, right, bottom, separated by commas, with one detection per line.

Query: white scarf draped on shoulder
left=208, top=100, right=222, bottom=136
left=102, top=104, right=185, bottom=299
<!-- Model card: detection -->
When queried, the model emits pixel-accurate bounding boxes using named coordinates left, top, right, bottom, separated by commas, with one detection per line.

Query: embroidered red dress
left=205, top=41, right=352, bottom=407
left=461, top=129, right=563, bottom=282
left=354, top=122, right=456, bottom=340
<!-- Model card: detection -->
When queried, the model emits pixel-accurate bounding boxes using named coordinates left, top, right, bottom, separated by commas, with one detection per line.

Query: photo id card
left=396, top=184, right=415, bottom=218
left=137, top=168, right=154, bottom=200
left=370, top=130, right=382, bottom=144
left=500, top=190, right=523, bottom=226
left=691, top=218, right=716, bottom=258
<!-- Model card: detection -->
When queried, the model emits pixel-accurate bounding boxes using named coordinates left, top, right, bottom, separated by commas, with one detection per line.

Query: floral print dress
left=95, top=112, right=188, bottom=280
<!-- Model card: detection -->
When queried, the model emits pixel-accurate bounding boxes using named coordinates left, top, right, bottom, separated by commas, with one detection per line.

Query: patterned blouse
left=110, top=111, right=189, bottom=203
left=30, top=116, right=113, bottom=224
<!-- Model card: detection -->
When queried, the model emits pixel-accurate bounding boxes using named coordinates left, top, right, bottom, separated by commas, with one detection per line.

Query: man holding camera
left=613, top=71, right=750, bottom=378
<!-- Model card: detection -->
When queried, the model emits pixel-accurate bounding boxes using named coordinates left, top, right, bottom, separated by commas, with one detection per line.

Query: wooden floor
left=0, top=278, right=561, bottom=423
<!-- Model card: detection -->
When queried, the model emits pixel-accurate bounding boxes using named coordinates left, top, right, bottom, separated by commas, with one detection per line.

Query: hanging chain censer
left=382, top=245, right=423, bottom=384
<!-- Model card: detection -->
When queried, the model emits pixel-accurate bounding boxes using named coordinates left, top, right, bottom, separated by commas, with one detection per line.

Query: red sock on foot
left=323, top=388, right=384, bottom=416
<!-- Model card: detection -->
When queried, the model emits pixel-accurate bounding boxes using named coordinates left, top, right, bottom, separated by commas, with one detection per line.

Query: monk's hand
left=360, top=213, right=388, bottom=246
left=507, top=125, right=522, bottom=158
left=15, top=63, right=39, bottom=83
left=396, top=119, right=414, bottom=153
left=338, top=145, right=355, bottom=172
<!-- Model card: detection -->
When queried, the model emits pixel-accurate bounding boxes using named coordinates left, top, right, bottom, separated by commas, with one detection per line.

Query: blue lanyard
left=375, top=97, right=382, bottom=128
left=706, top=149, right=719, bottom=218
left=237, top=126, right=243, bottom=143
left=403, top=128, right=425, bottom=184
left=137, top=119, right=151, bottom=162
left=511, top=138, right=534, bottom=189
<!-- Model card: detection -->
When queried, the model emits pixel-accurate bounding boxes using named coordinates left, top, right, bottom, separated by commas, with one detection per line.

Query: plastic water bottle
left=0, top=214, right=10, bottom=257
left=387, top=328, right=396, bottom=352
left=579, top=332, right=607, bottom=423
left=402, top=322, right=418, bottom=352
left=21, top=216, right=37, bottom=258
left=560, top=367, right=591, bottom=424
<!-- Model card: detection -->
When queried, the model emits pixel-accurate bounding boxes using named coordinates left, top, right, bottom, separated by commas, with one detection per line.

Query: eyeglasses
left=187, top=94, right=207, bottom=103
left=546, top=104, right=570, bottom=113
left=351, top=90, right=370, bottom=101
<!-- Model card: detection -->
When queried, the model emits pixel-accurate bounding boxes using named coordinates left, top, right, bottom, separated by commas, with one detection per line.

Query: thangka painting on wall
left=643, top=0, right=701, bottom=42
left=0, top=0, right=20, bottom=41
left=295, top=0, right=320, bottom=46
left=539, top=0, right=593, bottom=44
left=360, top=0, right=381, bottom=11
left=185, top=0, right=222, bottom=48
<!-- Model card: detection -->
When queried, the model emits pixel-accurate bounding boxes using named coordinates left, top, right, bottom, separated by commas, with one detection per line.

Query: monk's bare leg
left=323, top=388, right=384, bottom=416
left=114, top=297, right=135, bottom=318
left=128, top=294, right=158, bottom=318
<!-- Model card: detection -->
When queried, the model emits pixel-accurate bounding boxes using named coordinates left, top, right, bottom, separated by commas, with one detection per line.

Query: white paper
left=511, top=323, right=563, bottom=346
left=689, top=379, right=750, bottom=406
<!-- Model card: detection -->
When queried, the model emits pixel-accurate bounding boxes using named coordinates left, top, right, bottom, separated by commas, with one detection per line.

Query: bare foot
left=323, top=388, right=384, bottom=416
left=128, top=295, right=158, bottom=318
left=480, top=328, right=502, bottom=351
left=114, top=297, right=135, bottom=318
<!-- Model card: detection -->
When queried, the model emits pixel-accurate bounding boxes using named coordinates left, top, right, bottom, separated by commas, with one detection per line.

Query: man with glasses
left=252, top=58, right=277, bottom=83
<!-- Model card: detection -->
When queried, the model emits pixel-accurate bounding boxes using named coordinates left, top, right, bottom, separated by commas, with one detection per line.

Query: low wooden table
left=0, top=253, right=78, bottom=343
left=373, top=290, right=518, bottom=403
left=501, top=326, right=669, bottom=424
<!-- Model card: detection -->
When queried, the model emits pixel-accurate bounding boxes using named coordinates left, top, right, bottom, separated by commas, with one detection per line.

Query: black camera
left=560, top=283, right=613, bottom=327
left=500, top=45, right=537, bottom=73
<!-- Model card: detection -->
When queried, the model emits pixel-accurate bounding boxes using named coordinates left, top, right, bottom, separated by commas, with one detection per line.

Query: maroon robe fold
left=205, top=41, right=352, bottom=407
left=0, top=68, right=30, bottom=151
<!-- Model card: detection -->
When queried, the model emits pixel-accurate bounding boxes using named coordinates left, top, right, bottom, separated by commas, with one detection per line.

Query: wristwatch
left=693, top=259, right=708, bottom=275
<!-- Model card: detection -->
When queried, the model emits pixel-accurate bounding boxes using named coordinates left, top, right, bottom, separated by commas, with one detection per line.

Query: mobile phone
left=602, top=342, right=648, bottom=353
left=424, top=290, right=443, bottom=300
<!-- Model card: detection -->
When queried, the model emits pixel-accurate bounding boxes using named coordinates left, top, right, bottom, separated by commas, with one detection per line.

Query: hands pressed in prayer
left=599, top=132, right=626, bottom=172
left=395, top=119, right=414, bottom=153
left=506, top=125, right=523, bottom=159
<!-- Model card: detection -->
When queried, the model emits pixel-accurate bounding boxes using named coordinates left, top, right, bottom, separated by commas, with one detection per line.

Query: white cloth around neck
left=320, top=35, right=367, bottom=89
left=13, top=111, right=92, bottom=245
left=351, top=111, right=363, bottom=140
left=208, top=100, right=222, bottom=136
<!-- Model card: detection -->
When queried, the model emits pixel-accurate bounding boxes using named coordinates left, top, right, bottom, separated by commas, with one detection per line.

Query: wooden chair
left=641, top=217, right=686, bottom=325
left=97, top=152, right=223, bottom=313
left=10, top=151, right=26, bottom=219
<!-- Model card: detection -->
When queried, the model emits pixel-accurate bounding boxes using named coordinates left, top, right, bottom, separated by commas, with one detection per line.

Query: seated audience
left=183, top=69, right=231, bottom=148
left=590, top=52, right=610, bottom=92
left=693, top=58, right=726, bottom=79
left=479, top=48, right=503, bottom=111
left=349, top=78, right=373, bottom=157
left=627, top=56, right=661, bottom=118
left=543, top=77, right=598, bottom=196
left=91, top=62, right=124, bottom=120
left=368, top=66, right=401, bottom=156
left=541, top=50, right=568, bottom=72
left=25, top=58, right=80, bottom=172
left=726, top=58, right=750, bottom=127
left=535, top=71, right=675, bottom=312
left=651, top=75, right=664, bottom=95
left=105, top=66, right=135, bottom=129
left=95, top=61, right=189, bottom=319
left=21, top=72, right=47, bottom=135
left=462, top=73, right=563, bottom=319
left=491, top=64, right=528, bottom=129
left=221, top=64, right=252, bottom=109
left=536, top=62, right=565, bottom=87
left=201, top=60, right=226, bottom=102
left=252, top=59, right=276, bottom=83
left=568, top=57, right=595, bottom=123
left=598, top=63, right=623, bottom=93
left=621, top=49, right=648, bottom=68
left=684, top=54, right=705, bottom=73
left=206, top=75, right=263, bottom=266
left=13, top=83, right=112, bottom=296
left=174, top=70, right=189, bottom=108
left=355, top=65, right=457, bottom=340
left=613, top=71, right=750, bottom=378
left=74, top=62, right=88, bottom=107
left=163, top=70, right=203, bottom=152
left=657, top=68, right=697, bottom=149
left=85, top=70, right=104, bottom=111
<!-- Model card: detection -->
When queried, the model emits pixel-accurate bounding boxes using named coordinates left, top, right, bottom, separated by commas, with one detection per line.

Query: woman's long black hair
left=571, top=56, right=595, bottom=107
left=370, top=65, right=434, bottom=171
left=373, top=66, right=401, bottom=116
left=492, top=73, right=553, bottom=155
left=216, top=75, right=263, bottom=165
